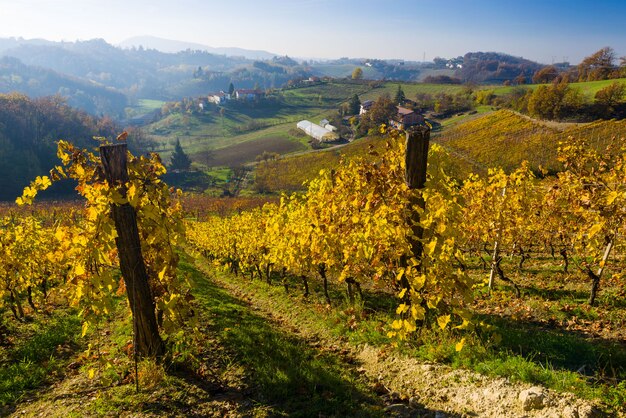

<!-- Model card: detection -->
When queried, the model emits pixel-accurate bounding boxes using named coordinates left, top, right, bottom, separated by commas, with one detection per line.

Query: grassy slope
left=144, top=81, right=371, bottom=160
left=492, top=78, right=626, bottom=100
left=142, top=81, right=485, bottom=166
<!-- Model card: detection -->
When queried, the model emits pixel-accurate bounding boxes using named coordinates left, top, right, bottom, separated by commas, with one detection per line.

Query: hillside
left=435, top=109, right=626, bottom=175
left=143, top=81, right=373, bottom=162
left=456, top=52, right=543, bottom=84
left=0, top=93, right=118, bottom=200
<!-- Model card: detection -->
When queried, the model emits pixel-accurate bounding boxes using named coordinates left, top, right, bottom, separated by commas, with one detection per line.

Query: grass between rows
left=189, top=250, right=626, bottom=414
left=2, top=248, right=624, bottom=415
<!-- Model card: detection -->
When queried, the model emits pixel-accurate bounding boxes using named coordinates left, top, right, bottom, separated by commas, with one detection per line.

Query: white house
left=235, top=89, right=265, bottom=100
left=359, top=100, right=374, bottom=115
left=208, top=91, right=230, bottom=104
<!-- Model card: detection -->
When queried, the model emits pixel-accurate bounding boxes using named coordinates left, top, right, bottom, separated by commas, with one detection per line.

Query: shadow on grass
left=180, top=260, right=384, bottom=417
left=517, top=284, right=591, bottom=302
left=478, top=313, right=626, bottom=383
left=0, top=312, right=81, bottom=414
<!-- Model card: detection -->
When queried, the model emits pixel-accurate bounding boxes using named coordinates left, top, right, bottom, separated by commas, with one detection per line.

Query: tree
left=359, top=94, right=396, bottom=134
left=352, top=67, right=363, bottom=80
left=532, top=65, right=559, bottom=84
left=228, top=82, right=235, bottom=96
left=527, top=80, right=583, bottom=120
left=198, top=148, right=215, bottom=169
left=595, top=81, right=625, bottom=111
left=514, top=73, right=527, bottom=85
left=394, top=85, right=406, bottom=105
left=169, top=138, right=192, bottom=171
left=578, top=47, right=617, bottom=81
left=348, top=94, right=361, bottom=115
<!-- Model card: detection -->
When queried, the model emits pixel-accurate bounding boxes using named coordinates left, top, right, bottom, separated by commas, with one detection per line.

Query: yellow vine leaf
left=437, top=314, right=451, bottom=330
left=455, top=337, right=466, bottom=352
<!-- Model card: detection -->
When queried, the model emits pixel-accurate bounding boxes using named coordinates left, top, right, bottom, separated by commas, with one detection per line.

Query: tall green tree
left=348, top=94, right=361, bottom=115
left=394, top=85, right=406, bottom=105
left=228, top=82, right=235, bottom=96
left=170, top=138, right=192, bottom=171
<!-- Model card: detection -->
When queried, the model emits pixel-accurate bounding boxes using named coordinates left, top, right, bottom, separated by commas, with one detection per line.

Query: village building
left=208, top=91, right=230, bottom=104
left=359, top=100, right=374, bottom=115
left=389, top=106, right=424, bottom=130
left=235, top=89, right=265, bottom=100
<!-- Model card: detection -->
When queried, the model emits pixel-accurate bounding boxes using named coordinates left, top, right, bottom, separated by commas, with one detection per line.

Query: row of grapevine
left=188, top=129, right=475, bottom=339
left=188, top=128, right=626, bottom=341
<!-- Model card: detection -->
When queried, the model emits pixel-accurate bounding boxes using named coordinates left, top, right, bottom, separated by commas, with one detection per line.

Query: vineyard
left=1, top=127, right=626, bottom=416
left=435, top=109, right=626, bottom=175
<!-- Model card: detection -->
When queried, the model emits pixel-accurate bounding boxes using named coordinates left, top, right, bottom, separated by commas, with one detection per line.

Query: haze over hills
left=0, top=36, right=560, bottom=118
left=118, top=36, right=277, bottom=60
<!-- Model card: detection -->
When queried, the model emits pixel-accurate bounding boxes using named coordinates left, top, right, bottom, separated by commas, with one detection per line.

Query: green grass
left=142, top=80, right=497, bottom=169
left=179, top=256, right=384, bottom=417
left=0, top=312, right=81, bottom=406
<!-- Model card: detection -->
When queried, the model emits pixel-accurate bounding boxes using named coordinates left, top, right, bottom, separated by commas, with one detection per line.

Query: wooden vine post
left=100, top=143, right=164, bottom=359
left=404, top=126, right=431, bottom=267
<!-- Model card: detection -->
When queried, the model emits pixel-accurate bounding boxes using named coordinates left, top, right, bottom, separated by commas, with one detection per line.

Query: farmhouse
left=297, top=120, right=339, bottom=142
left=359, top=100, right=373, bottom=115
left=235, top=89, right=265, bottom=100
left=389, top=106, right=424, bottom=130
left=208, top=92, right=230, bottom=104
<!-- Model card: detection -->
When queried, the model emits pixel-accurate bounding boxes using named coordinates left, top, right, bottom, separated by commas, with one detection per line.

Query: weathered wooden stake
left=488, top=187, right=506, bottom=293
left=404, top=126, right=430, bottom=264
left=588, top=238, right=614, bottom=306
left=99, top=143, right=164, bottom=359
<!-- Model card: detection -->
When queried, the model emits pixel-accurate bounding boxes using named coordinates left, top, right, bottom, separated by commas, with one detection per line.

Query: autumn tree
left=170, top=138, right=192, bottom=171
left=527, top=80, right=583, bottom=120
left=578, top=47, right=617, bottom=81
left=358, top=94, right=396, bottom=135
left=514, top=73, right=527, bottom=85
left=351, top=67, right=363, bottom=80
left=594, top=81, right=626, bottom=113
left=532, top=65, right=560, bottom=84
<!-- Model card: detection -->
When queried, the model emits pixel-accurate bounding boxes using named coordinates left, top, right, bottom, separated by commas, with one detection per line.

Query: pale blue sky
left=0, top=0, right=624, bottom=63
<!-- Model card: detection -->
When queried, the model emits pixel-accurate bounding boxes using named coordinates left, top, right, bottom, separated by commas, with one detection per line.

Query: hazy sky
left=0, top=0, right=624, bottom=64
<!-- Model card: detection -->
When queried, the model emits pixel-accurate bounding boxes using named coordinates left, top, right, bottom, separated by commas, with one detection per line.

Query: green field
left=125, top=98, right=165, bottom=119
left=492, top=78, right=626, bottom=100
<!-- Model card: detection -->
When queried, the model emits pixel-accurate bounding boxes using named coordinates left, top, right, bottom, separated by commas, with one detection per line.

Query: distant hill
left=119, top=36, right=277, bottom=60
left=456, top=52, right=542, bottom=84
left=0, top=56, right=128, bottom=117
left=0, top=93, right=118, bottom=200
